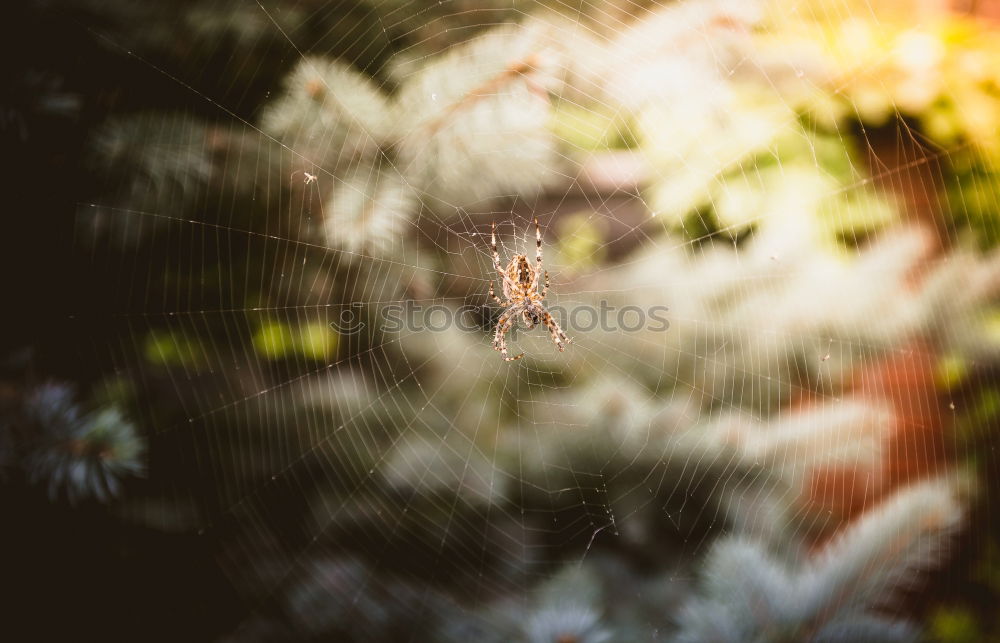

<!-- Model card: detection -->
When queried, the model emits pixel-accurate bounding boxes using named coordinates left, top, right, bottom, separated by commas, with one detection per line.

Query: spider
left=489, top=218, right=570, bottom=361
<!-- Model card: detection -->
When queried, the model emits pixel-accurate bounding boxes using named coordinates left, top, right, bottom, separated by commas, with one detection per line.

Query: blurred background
left=5, top=0, right=1000, bottom=641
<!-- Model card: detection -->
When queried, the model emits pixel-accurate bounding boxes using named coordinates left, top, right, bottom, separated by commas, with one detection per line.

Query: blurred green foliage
left=935, top=354, right=969, bottom=392
left=773, top=12, right=1000, bottom=247
left=144, top=329, right=205, bottom=369
left=550, top=101, right=638, bottom=151
left=251, top=321, right=339, bottom=361
left=556, top=213, right=607, bottom=271
left=929, top=606, right=981, bottom=643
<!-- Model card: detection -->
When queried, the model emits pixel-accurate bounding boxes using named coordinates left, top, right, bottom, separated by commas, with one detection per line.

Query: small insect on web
left=289, top=170, right=319, bottom=185
left=489, top=218, right=570, bottom=361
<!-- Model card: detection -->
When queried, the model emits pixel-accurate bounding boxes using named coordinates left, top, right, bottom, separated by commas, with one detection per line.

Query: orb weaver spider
left=489, top=218, right=570, bottom=361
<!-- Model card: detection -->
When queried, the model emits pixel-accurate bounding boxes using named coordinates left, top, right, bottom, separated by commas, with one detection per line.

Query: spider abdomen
left=524, top=308, right=541, bottom=328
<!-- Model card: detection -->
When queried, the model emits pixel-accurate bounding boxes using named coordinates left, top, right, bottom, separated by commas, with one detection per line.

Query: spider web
left=63, top=0, right=999, bottom=639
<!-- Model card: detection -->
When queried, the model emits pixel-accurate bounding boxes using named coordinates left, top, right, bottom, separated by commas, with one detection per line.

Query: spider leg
left=491, top=221, right=503, bottom=275
left=541, top=310, right=570, bottom=352
left=488, top=281, right=504, bottom=306
left=538, top=270, right=550, bottom=298
left=531, top=218, right=543, bottom=290
left=491, top=222, right=509, bottom=280
left=493, top=309, right=524, bottom=362
left=491, top=221, right=517, bottom=291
